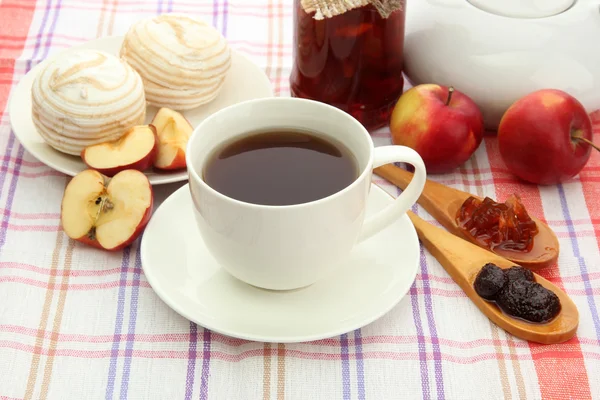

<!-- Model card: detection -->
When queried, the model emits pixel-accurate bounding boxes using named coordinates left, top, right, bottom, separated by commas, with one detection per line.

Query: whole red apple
left=389, top=84, right=484, bottom=174
left=498, top=89, right=597, bottom=185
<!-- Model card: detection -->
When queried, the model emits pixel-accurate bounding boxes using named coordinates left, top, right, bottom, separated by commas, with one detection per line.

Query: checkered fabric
left=1, top=1, right=599, bottom=399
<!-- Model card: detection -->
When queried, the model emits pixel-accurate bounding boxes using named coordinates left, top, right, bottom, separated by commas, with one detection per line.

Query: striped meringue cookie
left=31, top=49, right=146, bottom=156
left=119, top=13, right=232, bottom=111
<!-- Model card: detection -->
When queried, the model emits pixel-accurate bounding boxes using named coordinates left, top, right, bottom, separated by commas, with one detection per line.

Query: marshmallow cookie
left=31, top=49, right=146, bottom=156
left=119, top=14, right=231, bottom=110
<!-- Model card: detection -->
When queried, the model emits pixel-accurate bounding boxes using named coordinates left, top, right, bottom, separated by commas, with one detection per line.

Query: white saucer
left=8, top=35, right=274, bottom=185
left=140, top=183, right=420, bottom=343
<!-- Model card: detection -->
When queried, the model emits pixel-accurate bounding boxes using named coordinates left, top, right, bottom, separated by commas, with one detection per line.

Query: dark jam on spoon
left=456, top=194, right=539, bottom=252
left=474, top=263, right=561, bottom=324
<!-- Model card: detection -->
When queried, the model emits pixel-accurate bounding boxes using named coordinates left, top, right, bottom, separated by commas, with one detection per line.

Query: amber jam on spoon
left=456, top=194, right=539, bottom=252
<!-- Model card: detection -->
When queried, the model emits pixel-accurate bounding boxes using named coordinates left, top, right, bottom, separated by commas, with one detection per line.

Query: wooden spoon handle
left=373, top=164, right=412, bottom=190
left=374, top=164, right=470, bottom=232
left=406, top=210, right=438, bottom=248
left=406, top=210, right=472, bottom=288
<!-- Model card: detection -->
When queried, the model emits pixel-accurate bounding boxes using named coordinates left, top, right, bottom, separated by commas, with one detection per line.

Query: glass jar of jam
left=290, top=0, right=406, bottom=131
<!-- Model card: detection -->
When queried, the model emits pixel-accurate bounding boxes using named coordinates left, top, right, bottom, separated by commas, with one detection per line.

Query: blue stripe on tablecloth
left=184, top=323, right=198, bottom=400
left=419, top=236, right=446, bottom=399
left=354, top=329, right=366, bottom=400
left=409, top=203, right=431, bottom=400
left=105, top=248, right=132, bottom=400
left=199, top=329, right=212, bottom=400
left=120, top=242, right=143, bottom=398
left=340, top=333, right=351, bottom=400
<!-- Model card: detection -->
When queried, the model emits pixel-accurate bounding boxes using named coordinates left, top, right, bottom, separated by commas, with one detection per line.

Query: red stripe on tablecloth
left=0, top=262, right=134, bottom=276
left=0, top=1, right=292, bottom=17
left=1, top=273, right=598, bottom=296
left=0, top=2, right=35, bottom=113
left=0, top=167, right=65, bottom=178
left=0, top=210, right=60, bottom=220
left=484, top=136, right=592, bottom=400
left=0, top=201, right=596, bottom=228
left=3, top=223, right=61, bottom=231
left=1, top=217, right=597, bottom=240
left=1, top=340, right=598, bottom=363
left=0, top=3, right=36, bottom=59
left=0, top=1, right=278, bottom=10
left=3, top=324, right=600, bottom=349
left=0, top=35, right=293, bottom=51
left=2, top=260, right=600, bottom=288
left=0, top=275, right=153, bottom=290
left=0, top=156, right=45, bottom=167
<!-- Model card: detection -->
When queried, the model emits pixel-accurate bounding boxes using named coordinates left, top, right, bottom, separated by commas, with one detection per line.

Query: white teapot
left=403, top=0, right=600, bottom=130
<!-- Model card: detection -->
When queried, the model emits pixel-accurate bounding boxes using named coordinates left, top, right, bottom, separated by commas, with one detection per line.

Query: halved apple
left=81, top=125, right=158, bottom=177
left=151, top=107, right=193, bottom=170
left=61, top=169, right=153, bottom=251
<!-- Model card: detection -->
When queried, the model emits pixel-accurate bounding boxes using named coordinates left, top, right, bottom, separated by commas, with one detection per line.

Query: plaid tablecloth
left=1, top=1, right=599, bottom=399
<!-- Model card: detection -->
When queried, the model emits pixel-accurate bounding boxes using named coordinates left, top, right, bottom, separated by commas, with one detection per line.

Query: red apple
left=61, top=169, right=153, bottom=251
left=389, top=84, right=485, bottom=174
left=81, top=125, right=158, bottom=177
left=498, top=89, right=597, bottom=185
left=151, top=107, right=194, bottom=170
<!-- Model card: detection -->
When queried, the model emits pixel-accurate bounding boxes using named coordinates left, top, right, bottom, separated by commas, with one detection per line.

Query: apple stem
left=446, top=86, right=454, bottom=106
left=573, top=135, right=600, bottom=152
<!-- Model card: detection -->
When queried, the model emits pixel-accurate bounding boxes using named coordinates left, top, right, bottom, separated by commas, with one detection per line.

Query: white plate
left=140, top=183, right=420, bottom=343
left=8, top=35, right=274, bottom=185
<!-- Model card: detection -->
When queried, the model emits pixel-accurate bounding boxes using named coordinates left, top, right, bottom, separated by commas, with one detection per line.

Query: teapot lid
left=467, top=0, right=575, bottom=18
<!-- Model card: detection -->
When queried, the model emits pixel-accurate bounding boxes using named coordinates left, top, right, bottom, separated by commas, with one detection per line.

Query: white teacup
left=186, top=97, right=426, bottom=291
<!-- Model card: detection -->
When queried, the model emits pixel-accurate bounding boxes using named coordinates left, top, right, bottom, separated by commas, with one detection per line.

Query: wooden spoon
left=407, top=210, right=578, bottom=344
left=374, top=164, right=559, bottom=270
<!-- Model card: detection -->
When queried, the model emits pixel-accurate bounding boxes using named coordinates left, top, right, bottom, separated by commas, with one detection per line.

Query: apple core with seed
left=61, top=169, right=154, bottom=251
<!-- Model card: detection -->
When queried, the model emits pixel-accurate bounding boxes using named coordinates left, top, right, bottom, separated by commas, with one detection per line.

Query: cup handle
left=357, top=145, right=427, bottom=242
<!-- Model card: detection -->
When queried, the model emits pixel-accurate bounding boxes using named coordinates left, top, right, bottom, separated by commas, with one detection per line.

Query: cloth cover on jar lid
left=301, top=0, right=403, bottom=19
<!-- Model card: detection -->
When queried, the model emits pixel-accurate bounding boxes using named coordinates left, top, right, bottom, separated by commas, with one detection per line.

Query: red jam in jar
left=290, top=1, right=406, bottom=131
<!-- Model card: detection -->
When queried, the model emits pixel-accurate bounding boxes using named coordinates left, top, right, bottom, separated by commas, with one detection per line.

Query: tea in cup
left=186, top=97, right=426, bottom=290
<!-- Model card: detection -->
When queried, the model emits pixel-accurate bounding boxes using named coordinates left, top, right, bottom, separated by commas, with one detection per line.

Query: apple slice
left=61, top=169, right=153, bottom=251
left=81, top=125, right=158, bottom=177
left=151, top=107, right=193, bottom=170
